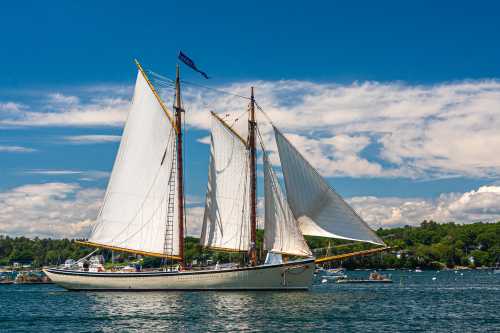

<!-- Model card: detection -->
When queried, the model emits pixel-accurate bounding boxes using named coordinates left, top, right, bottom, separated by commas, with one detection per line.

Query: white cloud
left=48, top=93, right=79, bottom=105
left=349, top=185, right=500, bottom=229
left=1, top=182, right=498, bottom=239
left=64, top=135, right=121, bottom=144
left=0, top=90, right=129, bottom=127
left=180, top=79, right=500, bottom=179
left=196, top=135, right=211, bottom=145
left=185, top=205, right=205, bottom=237
left=23, top=169, right=110, bottom=181
left=0, top=181, right=206, bottom=239
left=0, top=145, right=37, bottom=153
left=2, top=78, right=500, bottom=179
left=0, top=183, right=103, bottom=238
left=0, top=102, right=24, bottom=112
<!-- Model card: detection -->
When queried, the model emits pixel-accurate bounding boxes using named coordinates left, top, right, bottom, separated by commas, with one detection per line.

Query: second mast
left=175, top=65, right=185, bottom=267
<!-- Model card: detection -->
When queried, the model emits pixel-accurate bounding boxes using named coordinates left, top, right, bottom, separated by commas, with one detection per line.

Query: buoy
left=321, top=278, right=328, bottom=284
left=432, top=277, right=437, bottom=281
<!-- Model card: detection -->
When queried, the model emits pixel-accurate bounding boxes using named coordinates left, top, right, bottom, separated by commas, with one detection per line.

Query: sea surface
left=0, top=270, right=498, bottom=332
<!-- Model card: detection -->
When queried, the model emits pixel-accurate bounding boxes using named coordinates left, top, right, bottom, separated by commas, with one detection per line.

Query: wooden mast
left=248, top=87, right=257, bottom=266
left=175, top=64, right=185, bottom=268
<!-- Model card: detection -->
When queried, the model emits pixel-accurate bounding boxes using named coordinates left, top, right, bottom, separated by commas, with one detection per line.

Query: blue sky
left=1, top=1, right=500, bottom=238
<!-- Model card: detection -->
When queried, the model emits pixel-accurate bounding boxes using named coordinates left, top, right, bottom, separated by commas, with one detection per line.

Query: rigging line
left=66, top=248, right=100, bottom=268
left=227, top=109, right=249, bottom=128
left=148, top=69, right=250, bottom=100
left=152, top=78, right=175, bottom=86
left=256, top=125, right=267, bottom=152
left=254, top=101, right=275, bottom=126
left=182, top=101, right=188, bottom=238
left=108, top=184, right=172, bottom=247
left=107, top=129, right=176, bottom=244
left=148, top=70, right=175, bottom=83
left=182, top=80, right=251, bottom=100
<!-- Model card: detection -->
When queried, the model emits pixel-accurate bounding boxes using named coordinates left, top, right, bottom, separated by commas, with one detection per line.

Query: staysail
left=88, top=69, right=181, bottom=258
left=200, top=113, right=251, bottom=252
left=263, top=153, right=312, bottom=257
left=274, top=127, right=385, bottom=246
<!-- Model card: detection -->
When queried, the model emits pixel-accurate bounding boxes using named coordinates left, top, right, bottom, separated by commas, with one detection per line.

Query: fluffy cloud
left=180, top=79, right=500, bottom=179
left=64, top=135, right=121, bottom=144
left=2, top=181, right=499, bottom=239
left=0, top=182, right=209, bottom=239
left=2, top=78, right=500, bottom=179
left=0, top=102, right=24, bottom=112
left=0, top=183, right=103, bottom=239
left=0, top=92, right=129, bottom=127
left=23, top=170, right=110, bottom=181
left=0, top=145, right=37, bottom=153
left=350, top=185, right=500, bottom=229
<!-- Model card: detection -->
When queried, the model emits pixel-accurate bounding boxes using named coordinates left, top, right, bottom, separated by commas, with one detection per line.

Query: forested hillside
left=1, top=221, right=498, bottom=269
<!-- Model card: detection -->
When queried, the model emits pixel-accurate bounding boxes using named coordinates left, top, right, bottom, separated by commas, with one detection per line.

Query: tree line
left=1, top=221, right=498, bottom=269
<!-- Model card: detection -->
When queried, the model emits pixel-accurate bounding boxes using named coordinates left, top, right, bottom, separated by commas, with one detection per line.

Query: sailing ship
left=45, top=60, right=386, bottom=291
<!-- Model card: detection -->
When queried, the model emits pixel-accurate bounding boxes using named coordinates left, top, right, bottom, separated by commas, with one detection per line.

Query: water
left=0, top=270, right=498, bottom=332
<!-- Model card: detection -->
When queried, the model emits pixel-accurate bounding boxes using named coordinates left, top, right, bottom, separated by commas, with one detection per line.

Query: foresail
left=89, top=70, right=180, bottom=257
left=200, top=113, right=251, bottom=252
left=264, top=154, right=312, bottom=257
left=274, top=127, right=385, bottom=246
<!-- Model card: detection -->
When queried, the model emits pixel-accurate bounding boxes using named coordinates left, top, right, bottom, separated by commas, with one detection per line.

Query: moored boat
left=337, top=271, right=393, bottom=284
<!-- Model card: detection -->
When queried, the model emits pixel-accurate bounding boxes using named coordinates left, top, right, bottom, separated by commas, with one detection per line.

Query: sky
left=1, top=1, right=500, bottom=238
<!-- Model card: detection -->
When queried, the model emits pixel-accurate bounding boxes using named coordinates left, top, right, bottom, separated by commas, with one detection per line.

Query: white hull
left=44, top=259, right=315, bottom=291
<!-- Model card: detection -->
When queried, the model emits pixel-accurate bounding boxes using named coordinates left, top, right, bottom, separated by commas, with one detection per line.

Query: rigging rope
left=148, top=69, right=250, bottom=100
left=255, top=101, right=275, bottom=126
left=103, top=129, right=176, bottom=245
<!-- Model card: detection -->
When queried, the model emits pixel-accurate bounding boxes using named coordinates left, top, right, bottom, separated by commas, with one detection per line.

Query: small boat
left=0, top=276, right=14, bottom=285
left=337, top=271, right=392, bottom=284
left=14, top=271, right=53, bottom=284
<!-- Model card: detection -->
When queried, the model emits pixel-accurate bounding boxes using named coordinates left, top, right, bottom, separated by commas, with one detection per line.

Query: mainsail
left=274, top=127, right=385, bottom=246
left=88, top=69, right=181, bottom=258
left=200, top=113, right=251, bottom=252
left=263, top=153, right=312, bottom=257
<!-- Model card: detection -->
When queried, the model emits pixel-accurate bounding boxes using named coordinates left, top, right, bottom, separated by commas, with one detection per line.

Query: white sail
left=274, top=127, right=385, bottom=246
left=89, top=70, right=180, bottom=257
left=200, top=113, right=251, bottom=252
left=264, top=153, right=312, bottom=257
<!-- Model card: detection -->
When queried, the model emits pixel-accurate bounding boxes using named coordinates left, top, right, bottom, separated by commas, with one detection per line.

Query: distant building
left=9, top=259, right=33, bottom=268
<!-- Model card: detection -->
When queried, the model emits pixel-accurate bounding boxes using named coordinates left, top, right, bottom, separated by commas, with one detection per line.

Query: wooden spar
left=314, top=246, right=392, bottom=264
left=175, top=64, right=185, bottom=268
left=202, top=246, right=248, bottom=253
left=248, top=87, right=257, bottom=266
left=210, top=111, right=247, bottom=146
left=134, top=59, right=176, bottom=131
left=75, top=240, right=183, bottom=260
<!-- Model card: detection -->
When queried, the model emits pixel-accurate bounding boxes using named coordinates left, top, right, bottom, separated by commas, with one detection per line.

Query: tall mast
left=175, top=64, right=185, bottom=268
left=248, top=87, right=257, bottom=266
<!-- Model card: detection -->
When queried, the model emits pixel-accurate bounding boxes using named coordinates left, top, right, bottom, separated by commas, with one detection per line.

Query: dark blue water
left=0, top=270, right=498, bottom=332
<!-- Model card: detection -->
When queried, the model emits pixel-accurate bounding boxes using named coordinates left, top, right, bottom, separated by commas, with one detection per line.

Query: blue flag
left=178, top=51, right=209, bottom=79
